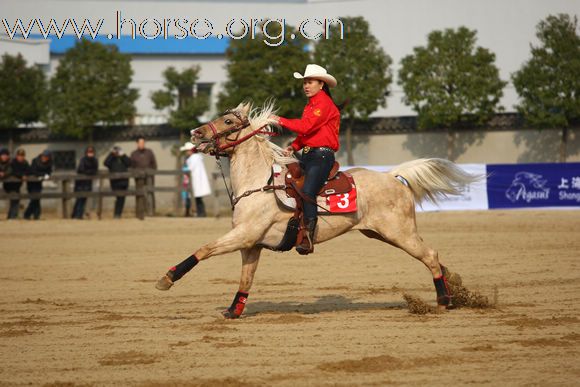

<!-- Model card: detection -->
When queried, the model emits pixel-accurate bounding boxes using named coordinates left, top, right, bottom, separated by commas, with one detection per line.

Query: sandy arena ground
left=0, top=210, right=579, bottom=386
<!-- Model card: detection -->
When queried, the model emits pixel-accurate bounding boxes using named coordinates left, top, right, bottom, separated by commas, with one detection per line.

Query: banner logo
left=505, top=172, right=550, bottom=203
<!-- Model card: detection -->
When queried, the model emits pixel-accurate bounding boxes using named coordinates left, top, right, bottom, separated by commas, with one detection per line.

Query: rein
left=203, top=109, right=274, bottom=154
left=196, top=110, right=280, bottom=210
left=196, top=110, right=330, bottom=213
left=231, top=184, right=286, bottom=208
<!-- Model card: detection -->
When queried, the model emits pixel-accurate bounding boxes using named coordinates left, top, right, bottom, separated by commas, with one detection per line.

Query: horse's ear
left=235, top=101, right=252, bottom=116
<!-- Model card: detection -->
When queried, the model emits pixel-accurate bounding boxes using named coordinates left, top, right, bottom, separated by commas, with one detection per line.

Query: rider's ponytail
left=322, top=83, right=349, bottom=112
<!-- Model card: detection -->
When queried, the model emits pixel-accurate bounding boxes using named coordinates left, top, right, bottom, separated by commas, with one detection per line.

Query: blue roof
left=27, top=34, right=229, bottom=55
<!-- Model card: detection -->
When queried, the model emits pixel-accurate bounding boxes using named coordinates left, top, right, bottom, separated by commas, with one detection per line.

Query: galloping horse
left=156, top=102, right=480, bottom=318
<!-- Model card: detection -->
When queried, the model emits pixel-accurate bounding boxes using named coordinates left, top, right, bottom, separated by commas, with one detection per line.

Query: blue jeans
left=300, top=148, right=335, bottom=220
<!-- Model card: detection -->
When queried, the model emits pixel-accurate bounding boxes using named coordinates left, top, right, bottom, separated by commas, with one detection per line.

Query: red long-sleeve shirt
left=278, top=91, right=340, bottom=152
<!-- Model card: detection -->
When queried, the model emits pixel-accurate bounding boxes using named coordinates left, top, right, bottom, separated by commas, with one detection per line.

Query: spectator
left=130, top=137, right=157, bottom=215
left=72, top=146, right=98, bottom=219
left=104, top=146, right=131, bottom=219
left=181, top=164, right=192, bottom=217
left=24, top=150, right=53, bottom=220
left=0, top=148, right=10, bottom=180
left=181, top=142, right=211, bottom=217
left=4, top=149, right=29, bottom=219
left=1, top=148, right=12, bottom=214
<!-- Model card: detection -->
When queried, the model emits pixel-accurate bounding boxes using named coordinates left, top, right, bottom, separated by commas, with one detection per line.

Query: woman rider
left=270, top=64, right=341, bottom=255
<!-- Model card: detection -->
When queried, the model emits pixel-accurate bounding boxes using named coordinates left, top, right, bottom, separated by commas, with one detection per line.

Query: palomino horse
left=156, top=102, right=480, bottom=318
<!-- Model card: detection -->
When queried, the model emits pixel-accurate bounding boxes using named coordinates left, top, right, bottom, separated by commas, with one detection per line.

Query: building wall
left=46, top=54, right=228, bottom=124
left=0, top=37, right=50, bottom=66
left=129, top=55, right=228, bottom=122
left=333, top=128, right=580, bottom=166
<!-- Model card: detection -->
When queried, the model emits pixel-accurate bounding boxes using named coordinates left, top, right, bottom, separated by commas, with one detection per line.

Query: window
left=52, top=150, right=76, bottom=170
left=195, top=83, right=213, bottom=98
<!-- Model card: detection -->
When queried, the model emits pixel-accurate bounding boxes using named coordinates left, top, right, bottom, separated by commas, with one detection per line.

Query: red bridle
left=196, top=110, right=277, bottom=155
left=193, top=109, right=281, bottom=210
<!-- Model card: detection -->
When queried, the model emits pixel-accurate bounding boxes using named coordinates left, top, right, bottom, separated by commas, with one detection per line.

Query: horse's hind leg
left=361, top=228, right=452, bottom=309
left=222, top=246, right=262, bottom=319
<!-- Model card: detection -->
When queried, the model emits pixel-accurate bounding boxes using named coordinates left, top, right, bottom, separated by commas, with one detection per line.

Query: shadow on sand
left=221, top=295, right=407, bottom=317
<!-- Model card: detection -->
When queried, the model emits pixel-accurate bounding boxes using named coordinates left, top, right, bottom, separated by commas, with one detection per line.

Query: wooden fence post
left=97, top=176, right=104, bottom=220
left=146, top=172, right=155, bottom=216
left=61, top=178, right=70, bottom=219
left=0, top=170, right=203, bottom=220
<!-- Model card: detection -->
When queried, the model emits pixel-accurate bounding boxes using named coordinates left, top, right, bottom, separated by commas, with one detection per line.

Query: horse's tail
left=387, top=158, right=483, bottom=204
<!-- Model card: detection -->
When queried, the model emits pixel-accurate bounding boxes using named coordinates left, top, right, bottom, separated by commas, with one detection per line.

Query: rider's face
left=303, top=79, right=323, bottom=98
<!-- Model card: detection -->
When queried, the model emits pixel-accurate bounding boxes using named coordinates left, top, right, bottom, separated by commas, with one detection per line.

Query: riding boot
left=296, top=218, right=317, bottom=255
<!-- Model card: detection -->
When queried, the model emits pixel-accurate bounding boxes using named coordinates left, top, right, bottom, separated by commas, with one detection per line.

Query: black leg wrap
left=222, top=291, right=249, bottom=319
left=434, top=276, right=452, bottom=306
left=168, top=254, right=199, bottom=282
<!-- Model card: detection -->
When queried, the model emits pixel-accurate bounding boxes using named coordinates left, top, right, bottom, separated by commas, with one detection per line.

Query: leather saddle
left=284, top=161, right=352, bottom=198
left=265, top=161, right=354, bottom=253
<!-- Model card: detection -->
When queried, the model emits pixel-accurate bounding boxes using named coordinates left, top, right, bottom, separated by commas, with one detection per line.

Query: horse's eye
left=224, top=119, right=233, bottom=125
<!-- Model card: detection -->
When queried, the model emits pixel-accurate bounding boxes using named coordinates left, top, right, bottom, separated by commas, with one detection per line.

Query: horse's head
left=190, top=102, right=252, bottom=156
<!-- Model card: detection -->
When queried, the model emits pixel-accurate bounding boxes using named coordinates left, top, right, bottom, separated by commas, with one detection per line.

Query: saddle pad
left=272, top=164, right=358, bottom=214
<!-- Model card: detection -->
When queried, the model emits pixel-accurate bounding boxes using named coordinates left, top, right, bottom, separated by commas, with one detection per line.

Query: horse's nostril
left=191, top=129, right=204, bottom=139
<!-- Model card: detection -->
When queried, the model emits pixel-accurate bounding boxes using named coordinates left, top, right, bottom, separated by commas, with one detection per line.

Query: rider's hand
left=269, top=114, right=280, bottom=124
left=283, top=146, right=294, bottom=157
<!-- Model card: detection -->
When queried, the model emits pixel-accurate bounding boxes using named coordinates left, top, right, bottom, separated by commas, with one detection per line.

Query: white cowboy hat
left=180, top=142, right=195, bottom=152
left=293, top=64, right=337, bottom=88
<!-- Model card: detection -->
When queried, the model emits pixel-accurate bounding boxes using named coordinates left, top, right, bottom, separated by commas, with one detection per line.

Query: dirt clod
left=403, top=293, right=439, bottom=315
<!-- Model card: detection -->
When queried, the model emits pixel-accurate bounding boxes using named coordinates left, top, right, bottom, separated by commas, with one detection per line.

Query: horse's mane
left=234, top=101, right=297, bottom=166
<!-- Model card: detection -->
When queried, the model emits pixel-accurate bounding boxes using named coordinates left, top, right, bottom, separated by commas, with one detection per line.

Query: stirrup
left=296, top=235, right=314, bottom=255
left=296, top=219, right=316, bottom=255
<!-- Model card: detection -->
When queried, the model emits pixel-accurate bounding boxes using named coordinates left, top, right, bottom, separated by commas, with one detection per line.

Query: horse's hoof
left=155, top=275, right=174, bottom=291
left=437, top=304, right=449, bottom=313
left=221, top=309, right=240, bottom=319
left=295, top=246, right=312, bottom=255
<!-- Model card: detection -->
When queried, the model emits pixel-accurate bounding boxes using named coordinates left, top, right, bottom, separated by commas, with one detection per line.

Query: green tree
left=0, top=53, right=46, bottom=151
left=398, top=27, right=506, bottom=160
left=151, top=66, right=209, bottom=137
left=47, top=39, right=138, bottom=141
left=151, top=66, right=210, bottom=213
left=218, top=21, right=309, bottom=117
left=512, top=14, right=580, bottom=162
left=314, top=16, right=392, bottom=165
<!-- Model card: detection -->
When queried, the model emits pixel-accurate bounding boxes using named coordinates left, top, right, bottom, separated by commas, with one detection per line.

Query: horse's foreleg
left=155, top=227, right=256, bottom=291
left=222, top=246, right=262, bottom=319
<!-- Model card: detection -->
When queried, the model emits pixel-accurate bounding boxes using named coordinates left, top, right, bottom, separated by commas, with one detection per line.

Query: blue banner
left=486, top=163, right=580, bottom=209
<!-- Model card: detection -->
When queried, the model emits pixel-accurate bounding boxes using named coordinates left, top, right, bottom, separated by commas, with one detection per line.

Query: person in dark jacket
left=4, top=149, right=30, bottom=219
left=24, top=150, right=53, bottom=220
left=72, top=146, right=99, bottom=219
left=130, top=137, right=157, bottom=170
left=0, top=148, right=10, bottom=180
left=1, top=148, right=12, bottom=216
left=130, top=137, right=157, bottom=215
left=104, top=146, right=131, bottom=218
